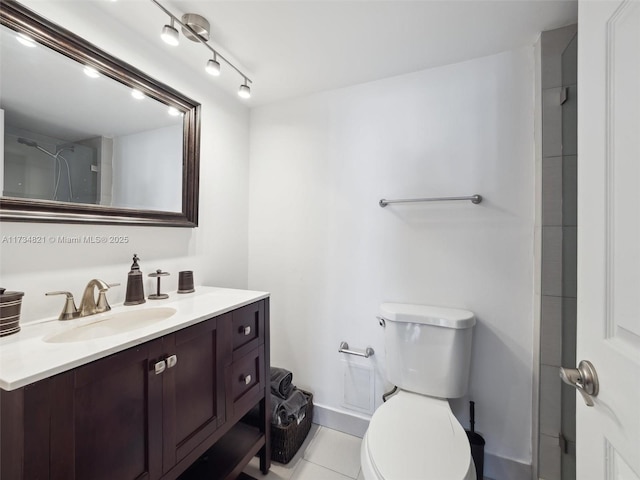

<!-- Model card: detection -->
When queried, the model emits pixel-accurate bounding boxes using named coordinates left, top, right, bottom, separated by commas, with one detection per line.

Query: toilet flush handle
left=377, top=316, right=385, bottom=327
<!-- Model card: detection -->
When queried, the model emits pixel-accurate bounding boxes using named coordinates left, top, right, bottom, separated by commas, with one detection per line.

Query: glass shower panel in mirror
left=4, top=131, right=97, bottom=203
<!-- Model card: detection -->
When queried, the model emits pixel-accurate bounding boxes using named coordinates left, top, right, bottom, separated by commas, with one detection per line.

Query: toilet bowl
left=360, top=391, right=475, bottom=480
left=361, top=303, right=477, bottom=480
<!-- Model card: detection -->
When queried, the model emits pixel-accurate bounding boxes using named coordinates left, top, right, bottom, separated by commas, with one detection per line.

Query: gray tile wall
left=539, top=24, right=577, bottom=480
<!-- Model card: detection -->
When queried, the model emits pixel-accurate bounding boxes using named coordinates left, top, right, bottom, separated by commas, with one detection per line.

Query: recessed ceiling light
left=168, top=106, right=181, bottom=116
left=131, top=89, right=145, bottom=100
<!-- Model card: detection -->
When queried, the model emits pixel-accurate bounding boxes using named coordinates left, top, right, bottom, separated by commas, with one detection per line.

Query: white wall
left=1, top=2, right=250, bottom=323
left=248, top=48, right=536, bottom=475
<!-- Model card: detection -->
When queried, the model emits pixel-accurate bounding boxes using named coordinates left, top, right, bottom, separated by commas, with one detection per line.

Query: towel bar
left=379, top=194, right=482, bottom=207
left=339, top=341, right=374, bottom=358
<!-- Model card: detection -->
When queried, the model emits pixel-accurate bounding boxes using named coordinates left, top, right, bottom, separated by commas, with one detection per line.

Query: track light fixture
left=160, top=18, right=179, bottom=46
left=206, top=54, right=221, bottom=76
left=238, top=79, right=251, bottom=99
left=150, top=0, right=253, bottom=99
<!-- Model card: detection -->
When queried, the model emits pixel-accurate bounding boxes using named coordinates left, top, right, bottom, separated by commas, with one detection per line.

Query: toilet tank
left=380, top=303, right=475, bottom=398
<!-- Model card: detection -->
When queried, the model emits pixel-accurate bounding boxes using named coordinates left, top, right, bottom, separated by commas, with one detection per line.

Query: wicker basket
left=271, top=390, right=313, bottom=464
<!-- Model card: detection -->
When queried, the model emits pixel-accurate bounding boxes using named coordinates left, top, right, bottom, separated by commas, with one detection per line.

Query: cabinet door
left=50, top=339, right=164, bottom=480
left=161, top=315, right=226, bottom=473
left=1, top=379, right=52, bottom=479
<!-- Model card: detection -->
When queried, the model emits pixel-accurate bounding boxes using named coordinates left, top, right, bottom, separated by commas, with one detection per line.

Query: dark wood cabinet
left=50, top=339, right=165, bottom=480
left=162, top=316, right=226, bottom=474
left=0, top=299, right=270, bottom=480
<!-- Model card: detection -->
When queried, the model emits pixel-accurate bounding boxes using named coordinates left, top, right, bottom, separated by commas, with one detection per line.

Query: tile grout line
left=302, top=458, right=360, bottom=479
left=300, top=425, right=362, bottom=479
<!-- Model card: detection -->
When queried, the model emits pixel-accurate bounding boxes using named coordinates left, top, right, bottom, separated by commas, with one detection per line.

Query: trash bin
left=465, top=401, right=485, bottom=480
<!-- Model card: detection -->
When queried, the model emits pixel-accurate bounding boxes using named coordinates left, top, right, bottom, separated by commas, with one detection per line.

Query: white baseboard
left=312, top=402, right=371, bottom=438
left=312, top=403, right=532, bottom=480
left=483, top=452, right=532, bottom=480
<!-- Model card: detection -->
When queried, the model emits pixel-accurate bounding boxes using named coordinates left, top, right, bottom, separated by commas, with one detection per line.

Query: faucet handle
left=96, top=283, right=119, bottom=312
left=45, top=291, right=79, bottom=320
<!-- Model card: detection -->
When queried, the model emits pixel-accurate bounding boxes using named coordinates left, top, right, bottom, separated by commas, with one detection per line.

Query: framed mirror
left=0, top=1, right=200, bottom=227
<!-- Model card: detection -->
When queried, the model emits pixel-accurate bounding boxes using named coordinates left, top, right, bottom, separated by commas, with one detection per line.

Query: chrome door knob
left=560, top=360, right=599, bottom=407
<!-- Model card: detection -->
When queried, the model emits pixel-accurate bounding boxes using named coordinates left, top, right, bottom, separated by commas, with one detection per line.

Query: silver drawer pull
left=155, top=360, right=166, bottom=375
left=242, top=325, right=251, bottom=336
left=166, top=355, right=178, bottom=369
left=241, top=374, right=252, bottom=385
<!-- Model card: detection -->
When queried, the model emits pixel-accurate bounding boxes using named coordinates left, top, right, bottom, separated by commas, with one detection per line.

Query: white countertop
left=0, top=286, right=269, bottom=391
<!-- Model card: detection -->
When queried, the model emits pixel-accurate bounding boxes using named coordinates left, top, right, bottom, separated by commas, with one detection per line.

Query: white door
left=576, top=0, right=640, bottom=479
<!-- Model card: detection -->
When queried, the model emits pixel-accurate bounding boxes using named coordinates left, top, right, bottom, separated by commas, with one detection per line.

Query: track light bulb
left=238, top=83, right=251, bottom=99
left=206, top=58, right=221, bottom=76
left=161, top=19, right=179, bottom=46
left=83, top=66, right=100, bottom=78
left=131, top=89, right=145, bottom=100
left=16, top=33, right=36, bottom=47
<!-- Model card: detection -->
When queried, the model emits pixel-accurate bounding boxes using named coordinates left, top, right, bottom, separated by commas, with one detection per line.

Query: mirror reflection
left=1, top=24, right=184, bottom=213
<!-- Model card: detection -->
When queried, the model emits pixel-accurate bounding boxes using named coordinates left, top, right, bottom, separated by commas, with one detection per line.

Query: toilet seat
left=361, top=390, right=475, bottom=480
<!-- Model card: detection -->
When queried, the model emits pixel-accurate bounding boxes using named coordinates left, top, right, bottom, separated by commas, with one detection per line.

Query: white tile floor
left=243, top=424, right=365, bottom=480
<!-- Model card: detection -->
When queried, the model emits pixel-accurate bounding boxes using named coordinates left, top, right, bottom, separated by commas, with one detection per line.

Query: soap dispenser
left=124, top=254, right=146, bottom=305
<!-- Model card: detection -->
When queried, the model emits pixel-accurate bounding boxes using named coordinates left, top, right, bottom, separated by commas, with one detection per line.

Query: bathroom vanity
left=0, top=287, right=270, bottom=480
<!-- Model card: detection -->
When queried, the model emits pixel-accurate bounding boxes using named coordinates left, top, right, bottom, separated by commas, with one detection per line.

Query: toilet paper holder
left=339, top=341, right=375, bottom=358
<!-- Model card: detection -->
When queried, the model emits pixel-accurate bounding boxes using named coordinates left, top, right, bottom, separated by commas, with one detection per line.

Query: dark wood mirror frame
left=0, top=1, right=200, bottom=227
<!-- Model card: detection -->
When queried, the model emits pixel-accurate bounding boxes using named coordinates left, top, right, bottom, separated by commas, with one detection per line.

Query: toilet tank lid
left=380, top=303, right=475, bottom=329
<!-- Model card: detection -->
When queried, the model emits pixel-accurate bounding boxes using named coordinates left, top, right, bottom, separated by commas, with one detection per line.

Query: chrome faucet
left=46, top=279, right=119, bottom=320
left=79, top=279, right=114, bottom=317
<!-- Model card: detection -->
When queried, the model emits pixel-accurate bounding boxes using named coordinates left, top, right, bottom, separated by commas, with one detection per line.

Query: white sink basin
left=43, top=307, right=177, bottom=343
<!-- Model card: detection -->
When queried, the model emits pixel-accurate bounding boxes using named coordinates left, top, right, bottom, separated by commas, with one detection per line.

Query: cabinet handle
left=166, top=355, right=178, bottom=369
left=155, top=360, right=166, bottom=375
left=241, top=325, right=251, bottom=336
left=241, top=374, right=252, bottom=385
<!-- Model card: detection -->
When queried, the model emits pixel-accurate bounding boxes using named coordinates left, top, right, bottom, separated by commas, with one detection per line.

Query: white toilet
left=361, top=303, right=477, bottom=480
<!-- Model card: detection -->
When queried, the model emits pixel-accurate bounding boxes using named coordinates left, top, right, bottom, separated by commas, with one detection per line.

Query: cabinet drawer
left=231, top=301, right=264, bottom=359
left=228, top=347, right=265, bottom=420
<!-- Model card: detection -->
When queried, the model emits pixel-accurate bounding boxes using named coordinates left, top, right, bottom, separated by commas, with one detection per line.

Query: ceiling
left=24, top=1, right=578, bottom=107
